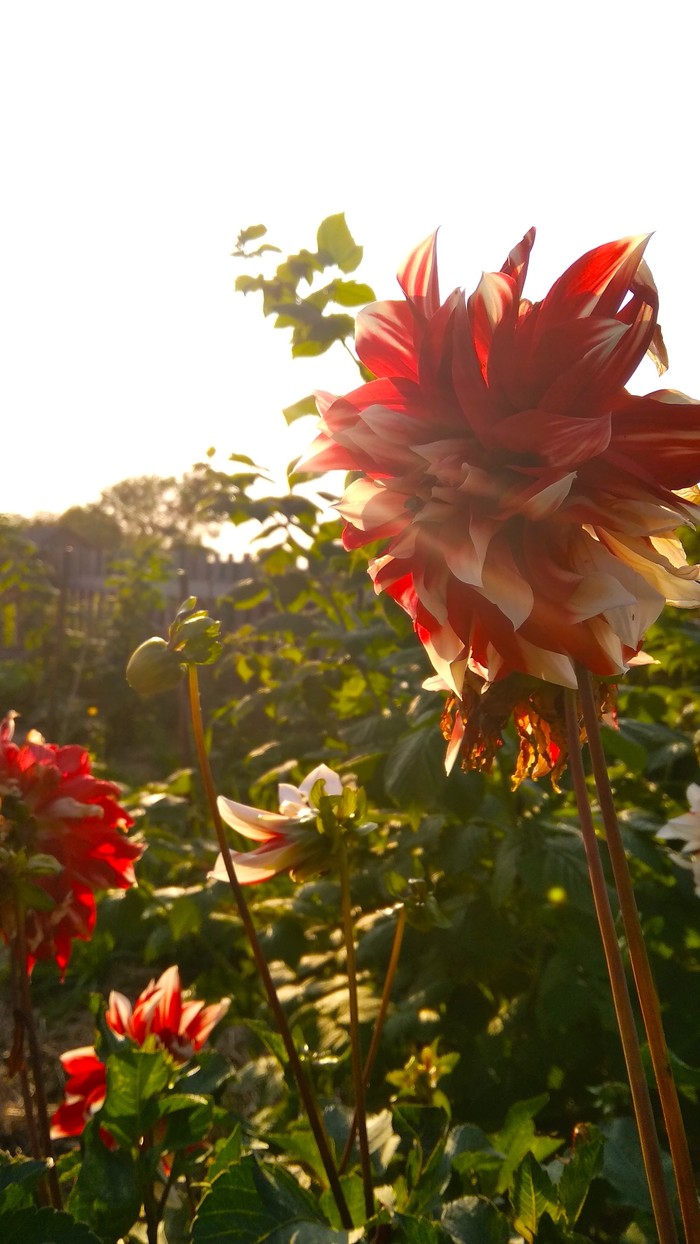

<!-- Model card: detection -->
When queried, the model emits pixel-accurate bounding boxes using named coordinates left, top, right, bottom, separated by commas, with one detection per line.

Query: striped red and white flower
left=210, top=764, right=342, bottom=885
left=302, top=231, right=700, bottom=707
left=50, top=965, right=230, bottom=1138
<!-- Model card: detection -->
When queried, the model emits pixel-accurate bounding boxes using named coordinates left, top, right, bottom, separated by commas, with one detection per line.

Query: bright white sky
left=2, top=1, right=698, bottom=552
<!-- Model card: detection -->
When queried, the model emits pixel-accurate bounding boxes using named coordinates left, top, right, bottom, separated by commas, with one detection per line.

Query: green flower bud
left=171, top=613, right=222, bottom=665
left=126, top=637, right=184, bottom=696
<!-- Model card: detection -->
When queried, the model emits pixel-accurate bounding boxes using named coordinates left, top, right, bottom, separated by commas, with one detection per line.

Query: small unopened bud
left=126, top=638, right=184, bottom=696
left=171, top=613, right=222, bottom=665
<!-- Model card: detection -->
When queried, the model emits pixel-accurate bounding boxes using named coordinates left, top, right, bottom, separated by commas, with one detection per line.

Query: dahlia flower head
left=210, top=763, right=343, bottom=885
left=301, top=230, right=700, bottom=702
left=50, top=965, right=230, bottom=1139
left=0, top=713, right=141, bottom=972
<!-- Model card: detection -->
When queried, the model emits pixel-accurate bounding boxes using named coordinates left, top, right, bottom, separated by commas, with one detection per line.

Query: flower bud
left=171, top=613, right=222, bottom=665
left=126, top=638, right=184, bottom=696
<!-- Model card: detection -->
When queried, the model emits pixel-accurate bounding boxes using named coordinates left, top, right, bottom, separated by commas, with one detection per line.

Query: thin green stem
left=13, top=916, right=62, bottom=1210
left=340, top=905, right=406, bottom=1175
left=338, top=840, right=374, bottom=1219
left=564, top=691, right=678, bottom=1244
left=186, top=666, right=352, bottom=1230
left=576, top=666, right=699, bottom=1243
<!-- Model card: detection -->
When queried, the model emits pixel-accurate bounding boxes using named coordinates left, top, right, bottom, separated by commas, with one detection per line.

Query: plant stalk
left=340, top=904, right=406, bottom=1175
left=13, top=915, right=62, bottom=1209
left=186, top=665, right=352, bottom=1230
left=338, top=839, right=374, bottom=1218
left=564, top=691, right=678, bottom=1244
left=576, top=666, right=699, bottom=1242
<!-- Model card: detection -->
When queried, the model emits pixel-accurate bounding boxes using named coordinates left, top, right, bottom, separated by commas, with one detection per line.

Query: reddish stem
left=564, top=691, right=677, bottom=1244
left=576, top=666, right=699, bottom=1243
left=187, top=666, right=352, bottom=1229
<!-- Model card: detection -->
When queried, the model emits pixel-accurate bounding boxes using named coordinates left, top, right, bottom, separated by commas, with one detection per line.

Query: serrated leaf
left=99, top=1048, right=172, bottom=1145
left=511, top=1153, right=558, bottom=1242
left=192, top=1156, right=354, bottom=1242
left=556, top=1129, right=604, bottom=1227
left=491, top=1094, right=550, bottom=1193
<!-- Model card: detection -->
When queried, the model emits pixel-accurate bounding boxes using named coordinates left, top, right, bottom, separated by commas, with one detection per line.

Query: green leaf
left=601, top=1117, right=675, bottom=1213
left=599, top=723, right=648, bottom=775
left=208, top=1128, right=242, bottom=1182
left=490, top=1094, right=550, bottom=1193
left=239, top=1017, right=288, bottom=1065
left=384, top=725, right=446, bottom=808
left=192, top=1156, right=354, bottom=1242
left=154, top=1093, right=213, bottom=1150
left=234, top=273, right=265, bottom=294
left=316, top=213, right=363, bottom=273
left=237, top=224, right=267, bottom=246
left=511, top=1153, right=558, bottom=1242
left=67, top=1120, right=141, bottom=1240
left=393, top=1214, right=450, bottom=1243
left=99, top=1047, right=172, bottom=1146
left=0, top=1154, right=49, bottom=1213
left=555, top=1128, right=604, bottom=1227
left=0, top=1207, right=102, bottom=1243
left=282, top=394, right=320, bottom=425
left=175, top=1052, right=233, bottom=1097
left=441, top=1197, right=510, bottom=1243
left=0, top=1154, right=48, bottom=1196
left=168, top=893, right=203, bottom=940
left=331, top=280, right=375, bottom=307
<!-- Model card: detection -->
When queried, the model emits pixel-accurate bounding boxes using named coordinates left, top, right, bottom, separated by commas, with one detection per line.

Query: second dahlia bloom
left=302, top=231, right=700, bottom=702
left=210, top=764, right=343, bottom=885
left=50, top=965, right=230, bottom=1138
left=0, top=714, right=141, bottom=970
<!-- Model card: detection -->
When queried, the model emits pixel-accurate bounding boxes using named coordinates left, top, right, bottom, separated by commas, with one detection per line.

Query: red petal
left=397, top=232, right=440, bottom=319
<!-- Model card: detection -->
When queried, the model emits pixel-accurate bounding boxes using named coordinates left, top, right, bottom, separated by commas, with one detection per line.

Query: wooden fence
left=0, top=544, right=252, bottom=653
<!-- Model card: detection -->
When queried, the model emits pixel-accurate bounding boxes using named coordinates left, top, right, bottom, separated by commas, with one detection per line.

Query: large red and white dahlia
left=51, top=965, right=230, bottom=1138
left=302, top=231, right=700, bottom=772
left=0, top=714, right=142, bottom=970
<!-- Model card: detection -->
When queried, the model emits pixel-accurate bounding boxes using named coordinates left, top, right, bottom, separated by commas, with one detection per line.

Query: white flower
left=209, top=765, right=343, bottom=886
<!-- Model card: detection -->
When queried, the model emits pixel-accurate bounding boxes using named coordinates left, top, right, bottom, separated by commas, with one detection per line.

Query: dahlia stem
left=186, top=666, right=352, bottom=1230
left=338, top=840, right=374, bottom=1218
left=564, top=691, right=678, bottom=1244
left=8, top=952, right=42, bottom=1162
left=13, top=915, right=62, bottom=1209
left=576, top=666, right=700, bottom=1243
left=340, top=904, right=406, bottom=1175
